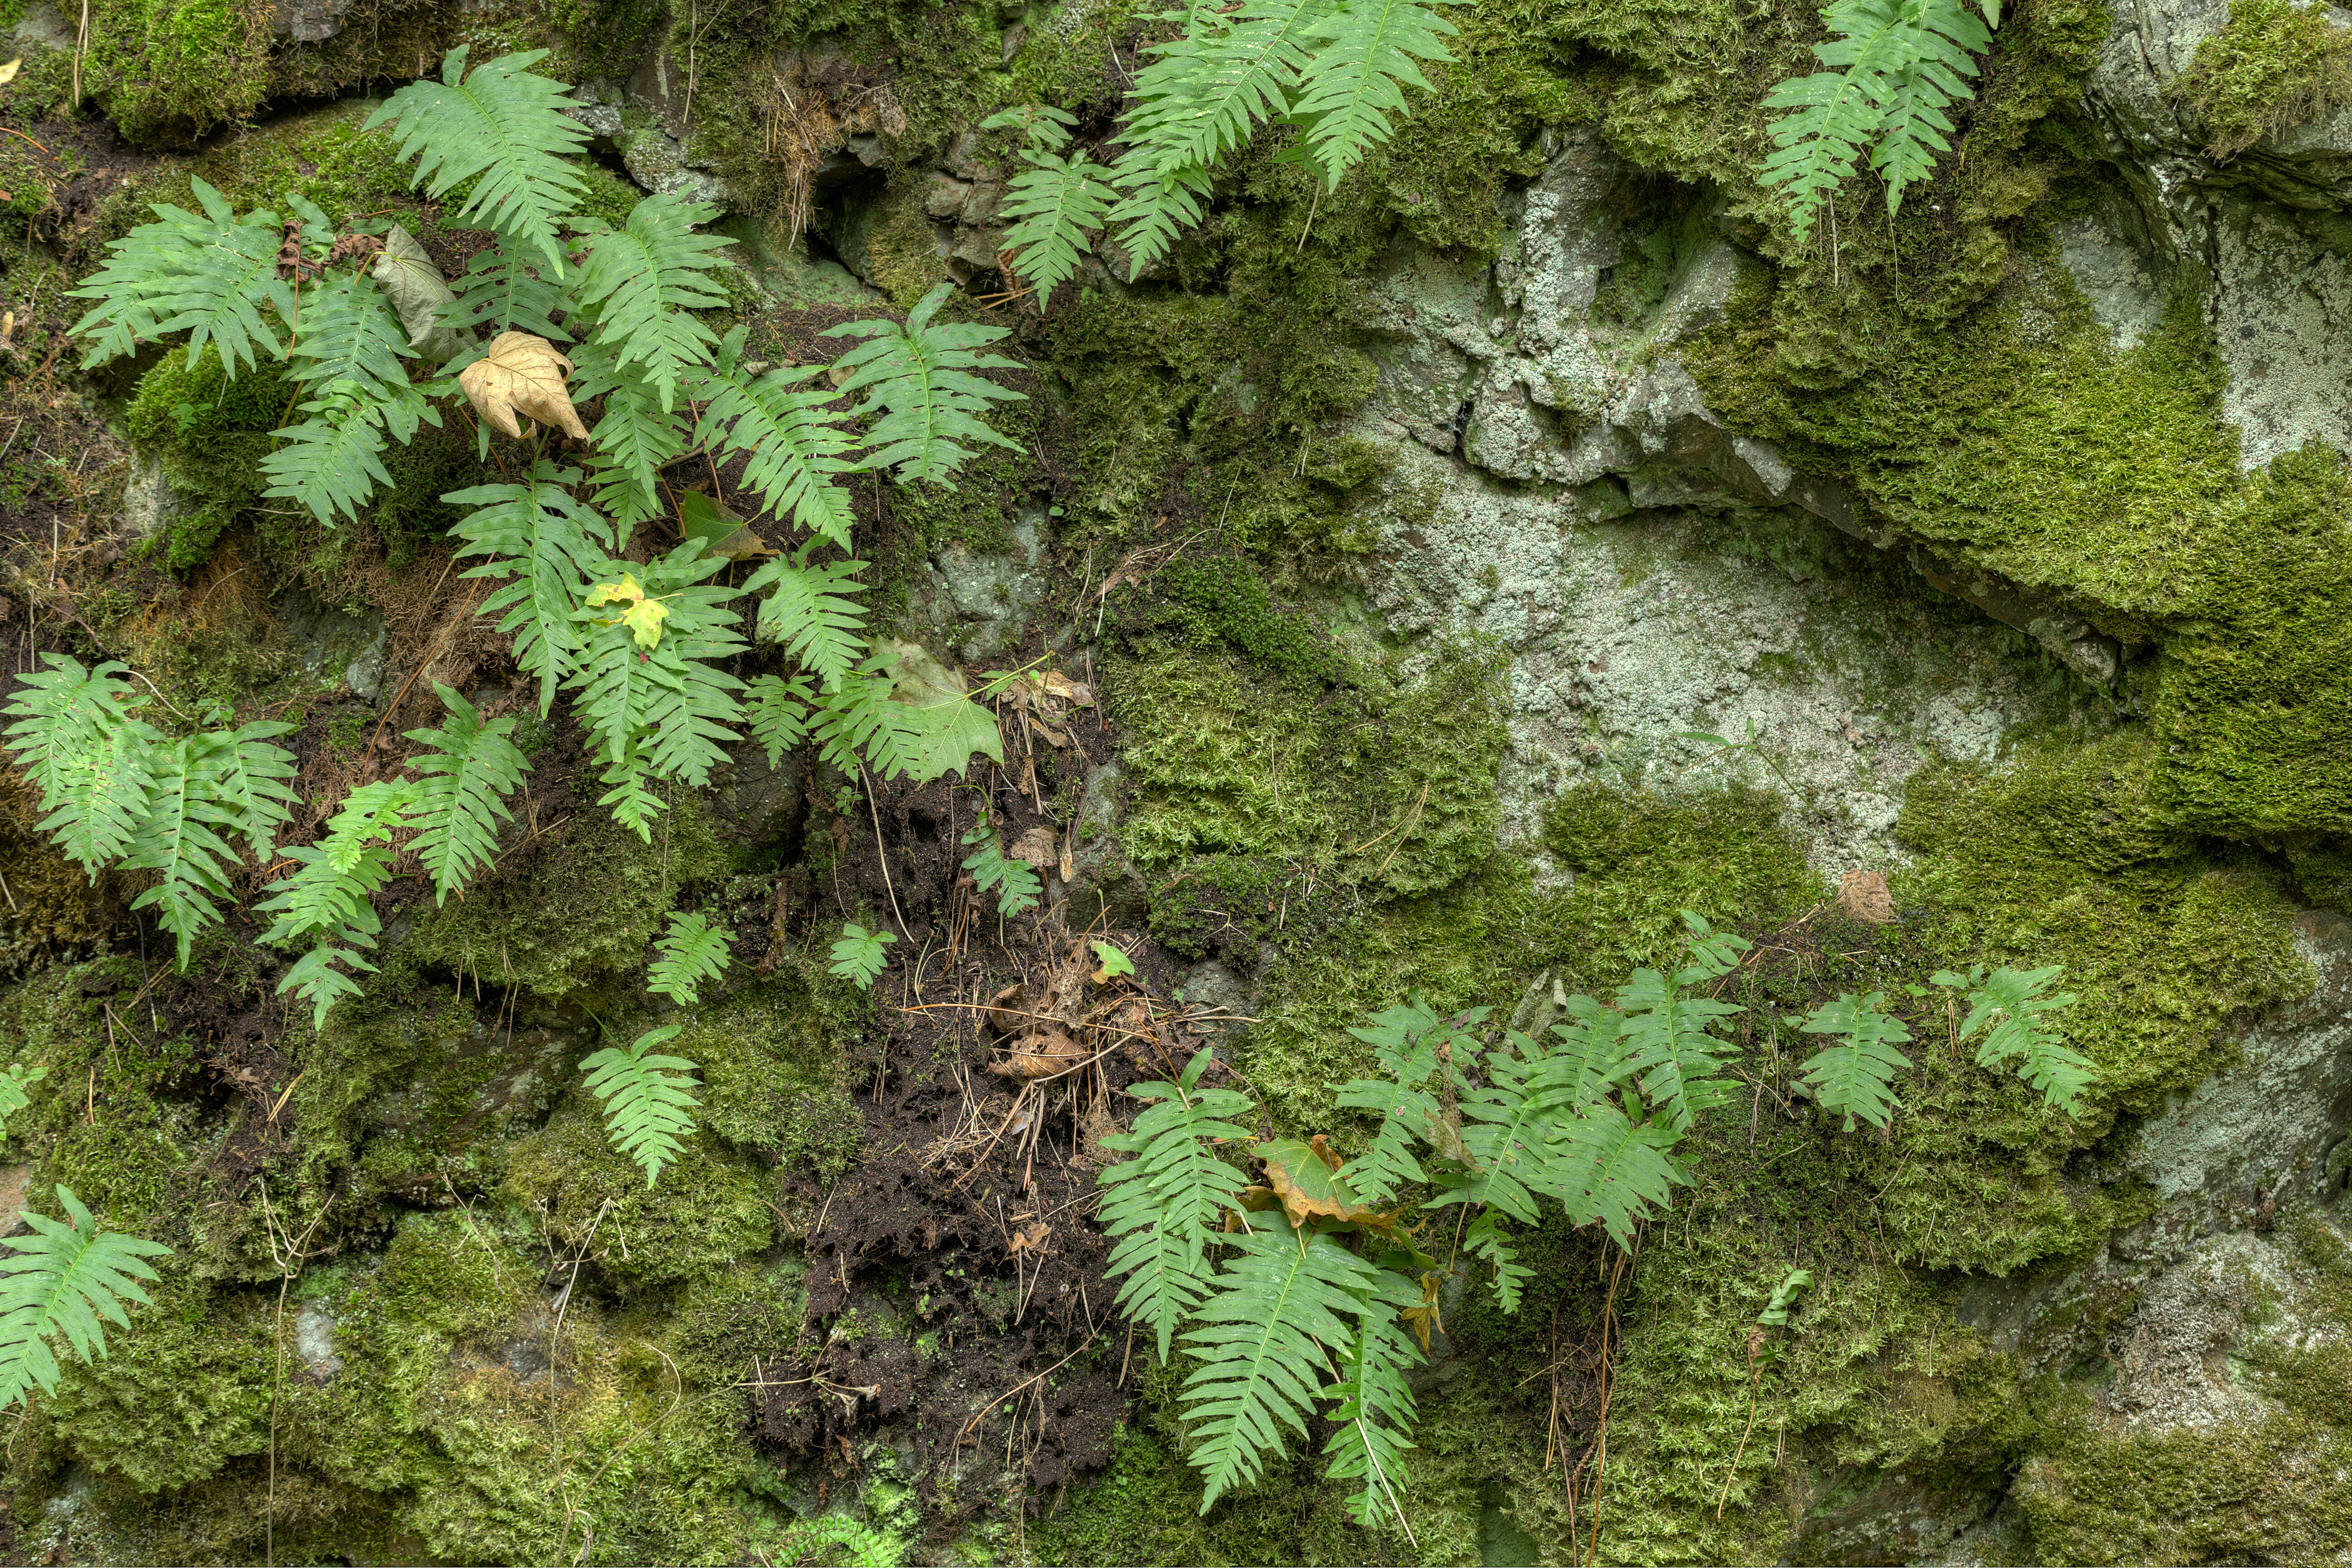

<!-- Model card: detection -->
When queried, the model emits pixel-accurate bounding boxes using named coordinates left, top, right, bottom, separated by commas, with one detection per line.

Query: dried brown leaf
left=1838, top=869, right=1894, bottom=924
left=459, top=330, right=590, bottom=441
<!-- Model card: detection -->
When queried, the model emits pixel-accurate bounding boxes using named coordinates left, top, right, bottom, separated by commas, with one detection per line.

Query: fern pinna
left=580, top=1024, right=703, bottom=1186
left=0, top=1187, right=172, bottom=1411
left=1094, top=913, right=2097, bottom=1519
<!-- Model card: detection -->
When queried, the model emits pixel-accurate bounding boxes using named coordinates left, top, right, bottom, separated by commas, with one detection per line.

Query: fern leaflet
left=259, top=780, right=419, bottom=1029
left=2, top=656, right=154, bottom=877
left=695, top=332, right=859, bottom=549
left=580, top=1023, right=701, bottom=1186
left=1290, top=0, right=1462, bottom=186
left=984, top=104, right=1114, bottom=309
left=262, top=408, right=396, bottom=527
left=404, top=683, right=530, bottom=904
left=447, top=462, right=615, bottom=712
left=747, top=672, right=817, bottom=767
left=122, top=725, right=299, bottom=969
left=575, top=192, right=733, bottom=411
left=1547, top=1098, right=1688, bottom=1249
left=961, top=810, right=1042, bottom=917
left=1938, top=963, right=2095, bottom=1114
left=566, top=339, right=687, bottom=530
left=745, top=555, right=870, bottom=690
left=1322, top=1300, right=1423, bottom=1531
left=284, top=271, right=417, bottom=413
left=1614, top=912, right=1748, bottom=1131
left=649, top=911, right=731, bottom=1005
left=0, top=1187, right=172, bottom=1411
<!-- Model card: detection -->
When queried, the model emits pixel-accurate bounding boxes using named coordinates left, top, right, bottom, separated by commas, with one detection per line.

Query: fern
left=447, top=463, right=616, bottom=712
left=811, top=657, right=1003, bottom=786
left=365, top=47, right=590, bottom=275
left=1797, top=990, right=1911, bottom=1131
left=575, top=192, right=734, bottom=411
left=580, top=1023, right=702, bottom=1186
left=695, top=331, right=859, bottom=549
left=567, top=544, right=748, bottom=838
left=1098, top=1049, right=1257, bottom=1359
left=260, top=781, right=418, bottom=1029
left=984, top=108, right=1113, bottom=306
left=1526, top=992, right=1640, bottom=1109
left=0, top=1064, right=44, bottom=1139
left=1180, top=1215, right=1394, bottom=1511
left=1290, top=0, right=1463, bottom=186
left=1462, top=1210, right=1532, bottom=1311
left=745, top=555, right=870, bottom=691
left=649, top=911, right=731, bottom=1005
left=828, top=921, right=897, bottom=990
left=67, top=177, right=292, bottom=372
left=0, top=1187, right=172, bottom=1411
left=1333, top=996, right=1455, bottom=1203
left=572, top=349, right=687, bottom=530
left=1105, top=160, right=1215, bottom=279
left=1547, top=1098, right=1688, bottom=1249
left=122, top=725, right=299, bottom=969
left=445, top=233, right=575, bottom=341
left=1322, top=1300, right=1423, bottom=1531
left=2, top=656, right=155, bottom=877
left=284, top=271, right=419, bottom=414
left=823, top=285, right=1025, bottom=487
left=1760, top=0, right=1999, bottom=241
left=961, top=809, right=1042, bottom=917
left=1614, top=911, right=1748, bottom=1131
left=747, top=672, right=818, bottom=767
left=1122, top=0, right=1320, bottom=176
left=1936, top=964, right=2096, bottom=1114
left=777, top=1514, right=906, bottom=1568
left=404, top=683, right=530, bottom=904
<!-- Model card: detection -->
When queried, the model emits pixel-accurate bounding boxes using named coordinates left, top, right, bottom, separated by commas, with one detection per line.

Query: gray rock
left=294, top=1302, right=343, bottom=1380
left=917, top=504, right=1050, bottom=663
left=271, top=0, right=350, bottom=43
left=277, top=590, right=390, bottom=703
left=119, top=452, right=191, bottom=545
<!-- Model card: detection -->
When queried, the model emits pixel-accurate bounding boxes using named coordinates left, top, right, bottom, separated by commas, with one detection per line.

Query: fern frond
left=445, top=233, right=575, bottom=340
left=995, top=145, right=1113, bottom=306
left=746, top=672, right=816, bottom=767
left=571, top=345, right=688, bottom=531
left=1462, top=1210, right=1532, bottom=1311
left=1430, top=1039, right=1556, bottom=1224
left=1796, top=990, right=1911, bottom=1131
left=2, top=656, right=155, bottom=877
left=1615, top=916, right=1748, bottom=1130
left=823, top=285, right=1025, bottom=488
left=1322, top=1299, right=1423, bottom=1531
left=403, top=683, right=529, bottom=904
left=365, top=47, right=589, bottom=275
left=566, top=544, right=747, bottom=838
left=1097, top=1049, right=1256, bottom=1359
left=1333, top=996, right=1456, bottom=1203
left=261, top=410, right=396, bottom=526
left=1105, top=156, right=1214, bottom=279
left=743, top=556, right=869, bottom=690
left=66, top=178, right=291, bottom=372
left=695, top=333, right=859, bottom=549
left=123, top=728, right=300, bottom=970
left=1546, top=1098, right=1688, bottom=1250
left=259, top=780, right=418, bottom=1029
left=961, top=812, right=1041, bottom=917
left=1527, top=992, right=1638, bottom=1109
left=0, top=1187, right=171, bottom=1411
left=0, top=1064, right=44, bottom=1139
left=447, top=462, right=616, bottom=712
left=1123, top=0, right=1323, bottom=175
left=808, top=656, right=1004, bottom=785
left=285, top=271, right=416, bottom=411
left=1939, top=964, right=2095, bottom=1114
left=1179, top=1215, right=1392, bottom=1510
left=576, top=192, right=733, bottom=410
left=827, top=921, right=896, bottom=990
left=649, top=911, right=731, bottom=1005
left=580, top=1023, right=701, bottom=1186
left=1290, top=0, right=1461, bottom=186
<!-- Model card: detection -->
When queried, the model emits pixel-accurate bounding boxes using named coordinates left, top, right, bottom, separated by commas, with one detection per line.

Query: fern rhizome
left=1097, top=912, right=2092, bottom=1523
left=15, top=48, right=1031, bottom=1192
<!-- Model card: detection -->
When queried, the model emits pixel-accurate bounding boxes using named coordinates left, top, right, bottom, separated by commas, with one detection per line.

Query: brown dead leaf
left=1007, top=1220, right=1051, bottom=1255
left=1043, top=671, right=1095, bottom=708
left=985, top=982, right=1030, bottom=1035
left=459, top=331, right=591, bottom=441
left=1009, top=826, right=1059, bottom=869
left=988, top=1027, right=1085, bottom=1079
left=1837, top=869, right=1894, bottom=924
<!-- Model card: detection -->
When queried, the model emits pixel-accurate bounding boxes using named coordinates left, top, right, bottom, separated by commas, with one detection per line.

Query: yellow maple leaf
left=584, top=574, right=670, bottom=650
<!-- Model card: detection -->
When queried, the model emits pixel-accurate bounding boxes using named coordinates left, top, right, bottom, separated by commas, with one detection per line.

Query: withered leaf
left=1254, top=1135, right=1387, bottom=1229
left=1837, top=868, right=1895, bottom=924
left=460, top=330, right=590, bottom=441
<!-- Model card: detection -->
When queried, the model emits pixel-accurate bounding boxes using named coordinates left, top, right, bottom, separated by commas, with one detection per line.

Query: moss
left=85, top=0, right=273, bottom=145
left=666, top=967, right=865, bottom=1182
left=124, top=346, right=288, bottom=570
left=2170, top=0, right=2352, bottom=160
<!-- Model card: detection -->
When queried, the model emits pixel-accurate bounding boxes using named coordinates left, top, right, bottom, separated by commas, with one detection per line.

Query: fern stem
left=858, top=762, right=908, bottom=938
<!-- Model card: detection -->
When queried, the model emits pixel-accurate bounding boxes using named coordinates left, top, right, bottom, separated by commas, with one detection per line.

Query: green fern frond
left=744, top=556, right=870, bottom=690
left=404, top=683, right=529, bottom=904
left=1179, top=1215, right=1393, bottom=1511
left=447, top=462, right=616, bottom=712
left=1546, top=1098, right=1688, bottom=1249
left=995, top=143, right=1113, bottom=307
left=649, top=911, right=732, bottom=1005
left=1430, top=1039, right=1557, bottom=1224
left=1290, top=0, right=1461, bottom=186
left=122, top=726, right=300, bottom=970
left=1614, top=914, right=1748, bottom=1131
left=444, top=233, right=575, bottom=340
left=2, top=656, right=155, bottom=877
left=259, top=780, right=418, bottom=1029
left=365, top=47, right=589, bottom=275
left=808, top=656, right=1003, bottom=786
left=1105, top=157, right=1213, bottom=279
left=1462, top=1210, right=1532, bottom=1310
left=1937, top=964, right=2095, bottom=1115
left=0, top=1187, right=172, bottom=1411
left=746, top=672, right=817, bottom=766
left=0, top=1063, right=43, bottom=1142
left=1334, top=995, right=1460, bottom=1203
left=1796, top=990, right=1911, bottom=1131
left=576, top=192, right=733, bottom=410
left=1124, top=0, right=1323, bottom=176
left=827, top=921, right=896, bottom=990
left=777, top=1513, right=906, bottom=1568
left=960, top=810, right=1041, bottom=917
left=261, top=410, right=396, bottom=526
left=1097, top=1048, right=1257, bottom=1359
left=67, top=178, right=291, bottom=372
left=566, top=544, right=747, bottom=839
left=566, top=339, right=688, bottom=530
left=696, top=332, right=859, bottom=549
left=1527, top=992, right=1639, bottom=1109
left=1321, top=1299, right=1423, bottom=1531
left=824, top=284, right=1026, bottom=488
left=1760, top=0, right=1996, bottom=240
left=580, top=1023, right=701, bottom=1186
left=285, top=271, right=416, bottom=411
